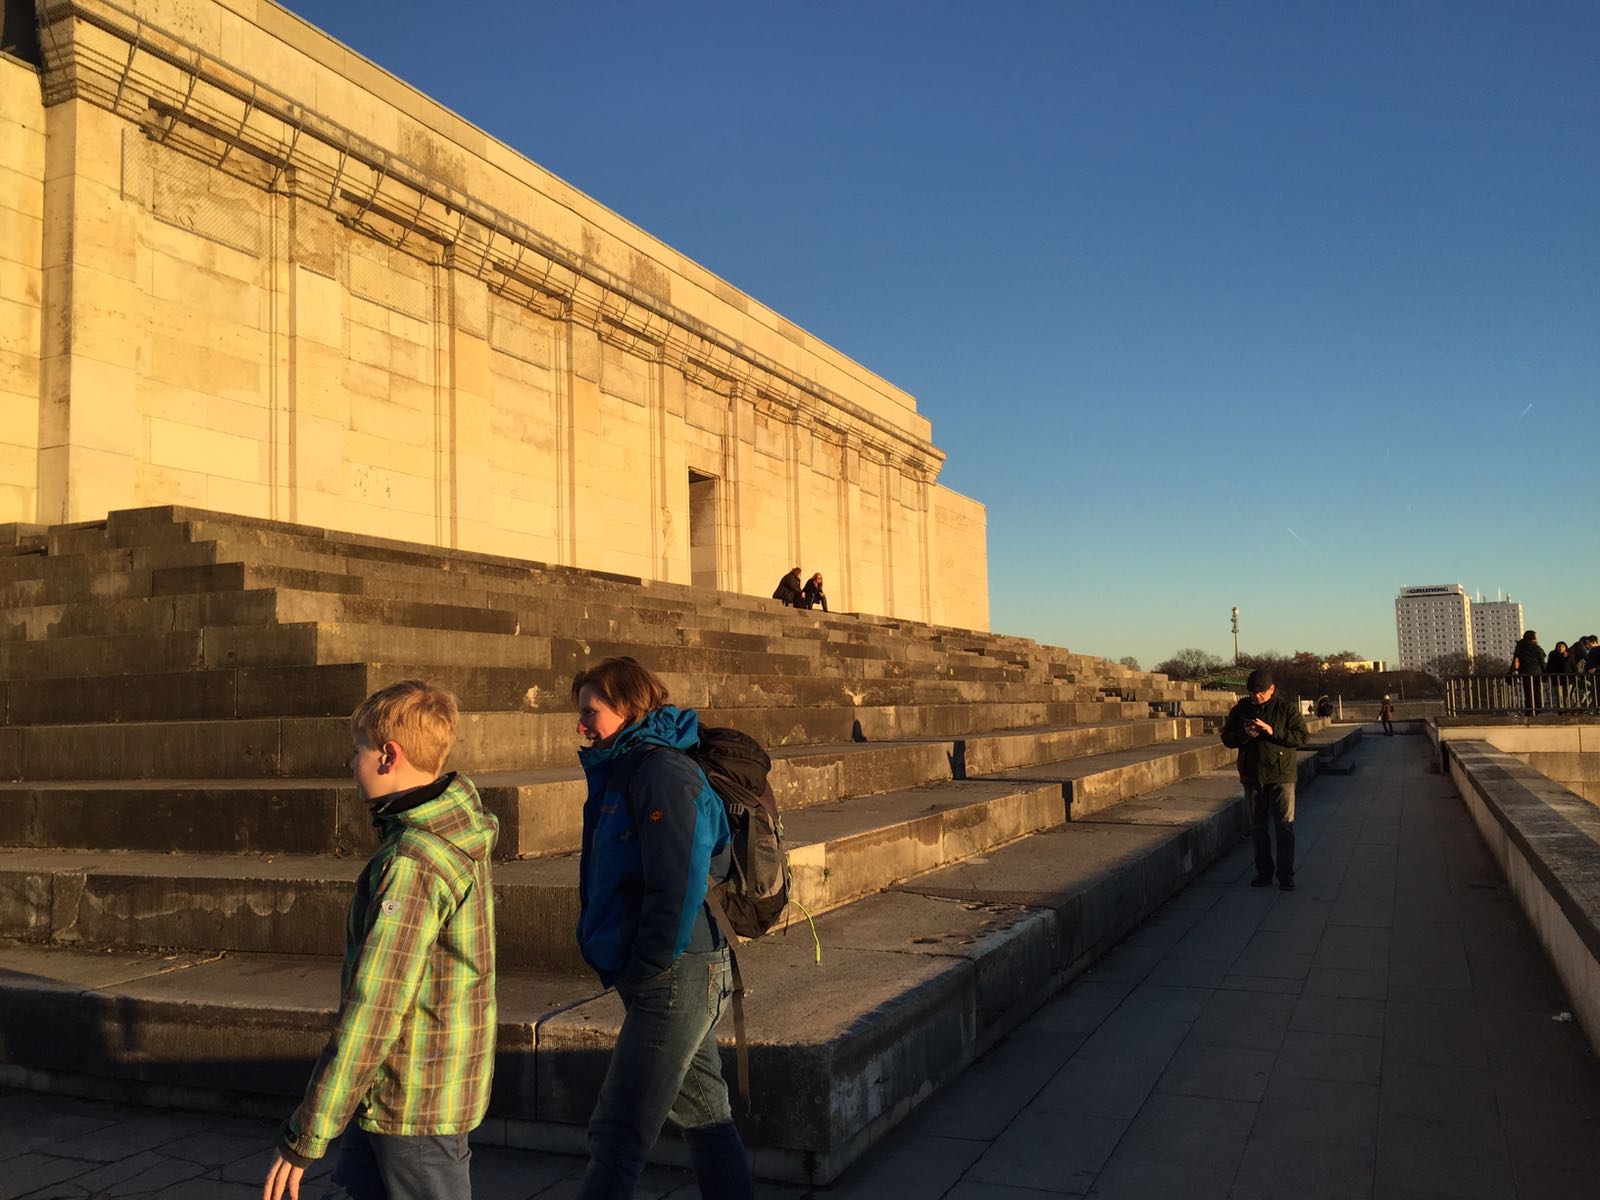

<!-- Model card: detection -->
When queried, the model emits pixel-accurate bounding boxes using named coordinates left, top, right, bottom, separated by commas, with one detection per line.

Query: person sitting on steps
left=771, top=567, right=804, bottom=607
left=802, top=572, right=828, bottom=613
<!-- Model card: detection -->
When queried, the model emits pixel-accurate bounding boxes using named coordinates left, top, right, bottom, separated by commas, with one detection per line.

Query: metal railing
left=1444, top=673, right=1600, bottom=716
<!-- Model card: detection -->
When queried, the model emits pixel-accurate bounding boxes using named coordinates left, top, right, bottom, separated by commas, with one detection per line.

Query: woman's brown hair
left=570, top=656, right=670, bottom=724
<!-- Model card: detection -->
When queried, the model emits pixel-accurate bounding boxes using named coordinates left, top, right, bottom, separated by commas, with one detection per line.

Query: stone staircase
left=0, top=505, right=1348, bottom=1185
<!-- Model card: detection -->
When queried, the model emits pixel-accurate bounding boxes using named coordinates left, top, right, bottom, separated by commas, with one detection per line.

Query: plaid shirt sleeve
left=279, top=854, right=449, bottom=1163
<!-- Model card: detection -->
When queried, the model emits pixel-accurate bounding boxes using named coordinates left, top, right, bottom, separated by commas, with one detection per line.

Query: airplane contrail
left=1517, top=402, right=1534, bottom=421
left=1286, top=527, right=1314, bottom=551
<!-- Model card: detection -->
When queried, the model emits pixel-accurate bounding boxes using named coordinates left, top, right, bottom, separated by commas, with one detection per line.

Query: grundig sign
left=1401, top=587, right=1460, bottom=597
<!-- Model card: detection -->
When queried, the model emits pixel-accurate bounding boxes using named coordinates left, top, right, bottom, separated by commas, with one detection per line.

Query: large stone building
left=1394, top=583, right=1524, bottom=670
left=0, top=0, right=988, bottom=628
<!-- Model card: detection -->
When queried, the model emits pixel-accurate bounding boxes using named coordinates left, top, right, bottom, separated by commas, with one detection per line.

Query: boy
left=264, top=680, right=498, bottom=1200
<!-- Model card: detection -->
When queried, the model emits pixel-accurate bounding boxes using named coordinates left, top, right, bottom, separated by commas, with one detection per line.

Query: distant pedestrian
left=1511, top=630, right=1544, bottom=714
left=802, top=572, right=829, bottom=613
left=771, top=567, right=804, bottom=607
left=1221, top=668, right=1310, bottom=892
left=1378, top=695, right=1395, bottom=736
left=1564, top=636, right=1591, bottom=670
left=1547, top=642, right=1571, bottom=675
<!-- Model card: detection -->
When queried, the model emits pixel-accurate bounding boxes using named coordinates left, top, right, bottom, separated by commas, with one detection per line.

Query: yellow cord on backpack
left=787, top=899, right=822, bottom=964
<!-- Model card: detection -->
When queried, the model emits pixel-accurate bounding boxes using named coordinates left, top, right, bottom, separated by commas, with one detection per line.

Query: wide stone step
left=0, top=587, right=523, bottom=643
left=0, top=660, right=1104, bottom=728
left=0, top=720, right=1220, bottom=858
left=0, top=758, right=1272, bottom=1185
left=0, top=623, right=325, bottom=680
left=985, top=734, right=1240, bottom=818
left=0, top=540, right=219, bottom=601
left=957, top=716, right=1204, bottom=775
left=0, top=776, right=1065, bottom=964
left=0, top=735, right=965, bottom=857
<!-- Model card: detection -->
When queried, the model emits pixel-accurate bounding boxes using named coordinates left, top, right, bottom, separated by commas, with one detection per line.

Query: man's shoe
left=1250, top=874, right=1273, bottom=888
left=1279, top=879, right=1296, bottom=892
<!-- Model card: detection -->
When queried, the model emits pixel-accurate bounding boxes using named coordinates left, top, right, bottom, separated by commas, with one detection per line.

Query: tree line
left=1139, top=647, right=1500, bottom=700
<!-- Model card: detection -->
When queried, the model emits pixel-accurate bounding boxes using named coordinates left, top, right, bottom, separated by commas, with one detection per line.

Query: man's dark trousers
left=1246, top=782, right=1295, bottom=883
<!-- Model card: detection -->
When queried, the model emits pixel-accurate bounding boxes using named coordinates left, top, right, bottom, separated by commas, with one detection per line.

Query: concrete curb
left=1443, top=739, right=1600, bottom=1058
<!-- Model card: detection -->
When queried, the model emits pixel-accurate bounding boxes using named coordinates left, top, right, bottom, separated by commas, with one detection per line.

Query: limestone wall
left=0, top=53, right=44, bottom=522
left=1, top=0, right=989, bottom=626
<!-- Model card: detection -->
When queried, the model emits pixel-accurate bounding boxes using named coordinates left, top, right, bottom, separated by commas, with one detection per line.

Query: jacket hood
left=375, top=774, right=498, bottom=863
left=578, top=705, right=700, bottom=773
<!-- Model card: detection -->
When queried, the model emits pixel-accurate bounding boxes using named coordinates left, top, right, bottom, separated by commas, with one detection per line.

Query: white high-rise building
left=1394, top=585, right=1527, bottom=670
left=1396, top=585, right=1472, bottom=670
left=1470, top=599, right=1525, bottom=667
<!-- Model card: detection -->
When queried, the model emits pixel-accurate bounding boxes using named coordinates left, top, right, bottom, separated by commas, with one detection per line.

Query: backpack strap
left=703, top=885, right=751, bottom=1109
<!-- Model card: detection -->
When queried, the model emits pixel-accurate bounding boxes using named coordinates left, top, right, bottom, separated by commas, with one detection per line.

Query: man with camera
left=1221, top=668, right=1310, bottom=891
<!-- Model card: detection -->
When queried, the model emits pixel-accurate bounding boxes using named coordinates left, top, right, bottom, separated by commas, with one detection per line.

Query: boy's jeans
left=322, top=1126, right=471, bottom=1199
left=578, top=947, right=753, bottom=1199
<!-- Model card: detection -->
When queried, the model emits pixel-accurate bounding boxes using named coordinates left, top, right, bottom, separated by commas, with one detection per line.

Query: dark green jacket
left=1220, top=693, right=1309, bottom=785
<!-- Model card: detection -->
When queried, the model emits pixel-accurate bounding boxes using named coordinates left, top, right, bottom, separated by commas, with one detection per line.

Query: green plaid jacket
left=280, top=773, right=498, bottom=1163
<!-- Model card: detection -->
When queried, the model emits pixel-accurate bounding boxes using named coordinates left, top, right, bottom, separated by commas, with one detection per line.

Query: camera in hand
left=1238, top=698, right=1261, bottom=733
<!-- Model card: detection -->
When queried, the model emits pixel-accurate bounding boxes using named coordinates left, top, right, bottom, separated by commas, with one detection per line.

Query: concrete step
left=0, top=687, right=1197, bottom=780
left=0, top=735, right=965, bottom=857
left=0, top=624, right=324, bottom=680
left=983, top=734, right=1240, bottom=819
left=0, top=720, right=1216, bottom=858
left=0, top=659, right=1106, bottom=728
left=0, top=775, right=1065, bottom=964
left=0, top=587, right=529, bottom=643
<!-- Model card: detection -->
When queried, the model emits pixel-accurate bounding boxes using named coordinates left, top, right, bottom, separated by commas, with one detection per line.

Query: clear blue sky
left=293, top=0, right=1598, bottom=669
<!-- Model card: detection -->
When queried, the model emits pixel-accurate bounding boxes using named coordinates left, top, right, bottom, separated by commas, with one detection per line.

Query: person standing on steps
left=571, top=656, right=755, bottom=1200
left=1379, top=695, right=1395, bottom=736
left=1221, top=668, right=1310, bottom=892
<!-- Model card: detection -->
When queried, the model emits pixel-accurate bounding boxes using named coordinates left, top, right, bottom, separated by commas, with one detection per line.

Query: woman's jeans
left=322, top=1126, right=471, bottom=1199
left=578, top=948, right=753, bottom=1199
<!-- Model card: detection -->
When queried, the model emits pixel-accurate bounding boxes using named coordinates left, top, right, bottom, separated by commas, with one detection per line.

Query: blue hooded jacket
left=576, top=706, right=731, bottom=989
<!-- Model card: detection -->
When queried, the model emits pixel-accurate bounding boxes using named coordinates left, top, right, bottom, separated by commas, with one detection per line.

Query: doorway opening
left=688, top=470, right=719, bottom=590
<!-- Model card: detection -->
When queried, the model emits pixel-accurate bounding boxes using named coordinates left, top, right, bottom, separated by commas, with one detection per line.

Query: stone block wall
left=3, top=0, right=989, bottom=628
left=0, top=53, right=44, bottom=522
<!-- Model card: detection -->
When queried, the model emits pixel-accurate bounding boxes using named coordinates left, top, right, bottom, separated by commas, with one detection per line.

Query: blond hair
left=351, top=679, right=459, bottom=774
left=570, top=656, right=669, bottom=724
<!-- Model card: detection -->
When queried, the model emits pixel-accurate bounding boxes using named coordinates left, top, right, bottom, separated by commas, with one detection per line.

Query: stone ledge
left=1444, top=739, right=1600, bottom=1057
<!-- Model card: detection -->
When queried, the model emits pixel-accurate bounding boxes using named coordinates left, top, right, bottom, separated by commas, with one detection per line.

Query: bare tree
left=1153, top=647, right=1226, bottom=680
left=1118, top=655, right=1141, bottom=671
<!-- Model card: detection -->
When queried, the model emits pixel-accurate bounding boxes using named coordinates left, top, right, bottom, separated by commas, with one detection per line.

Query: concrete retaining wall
left=1444, top=740, right=1600, bottom=1059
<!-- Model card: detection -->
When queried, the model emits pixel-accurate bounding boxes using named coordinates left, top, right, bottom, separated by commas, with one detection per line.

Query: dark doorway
left=688, top=470, right=719, bottom=590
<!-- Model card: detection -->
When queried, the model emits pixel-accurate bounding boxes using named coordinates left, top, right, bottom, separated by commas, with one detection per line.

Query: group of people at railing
left=1506, top=630, right=1600, bottom=714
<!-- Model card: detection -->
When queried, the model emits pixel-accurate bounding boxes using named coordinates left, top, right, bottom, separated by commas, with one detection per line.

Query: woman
left=572, top=656, right=754, bottom=1200
left=1378, top=695, right=1395, bottom=737
left=802, top=572, right=828, bottom=613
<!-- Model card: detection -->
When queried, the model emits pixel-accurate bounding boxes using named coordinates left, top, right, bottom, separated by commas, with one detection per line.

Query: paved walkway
left=7, top=732, right=1600, bottom=1198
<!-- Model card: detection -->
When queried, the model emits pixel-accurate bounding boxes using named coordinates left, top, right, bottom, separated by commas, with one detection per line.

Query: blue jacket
left=577, top=706, right=731, bottom=989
